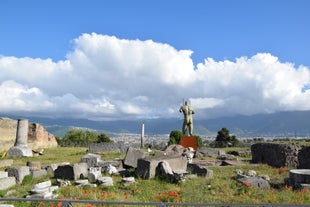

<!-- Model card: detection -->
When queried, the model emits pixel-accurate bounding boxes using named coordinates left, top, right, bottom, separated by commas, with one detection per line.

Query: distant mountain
left=1, top=110, right=310, bottom=137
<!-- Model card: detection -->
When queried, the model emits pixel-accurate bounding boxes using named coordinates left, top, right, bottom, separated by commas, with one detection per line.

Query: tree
left=59, top=129, right=113, bottom=147
left=97, top=133, right=113, bottom=143
left=168, top=130, right=184, bottom=145
left=213, top=127, right=239, bottom=147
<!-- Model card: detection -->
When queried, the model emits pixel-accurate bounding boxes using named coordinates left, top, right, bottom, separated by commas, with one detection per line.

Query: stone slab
left=6, top=166, right=30, bottom=184
left=0, top=177, right=16, bottom=190
left=136, top=156, right=188, bottom=179
left=0, top=159, right=13, bottom=168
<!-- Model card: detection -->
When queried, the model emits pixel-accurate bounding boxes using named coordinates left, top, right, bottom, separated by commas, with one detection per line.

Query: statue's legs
left=189, top=123, right=193, bottom=136
left=182, top=121, right=188, bottom=135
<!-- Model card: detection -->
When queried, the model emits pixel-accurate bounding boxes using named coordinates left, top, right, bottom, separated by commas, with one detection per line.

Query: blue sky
left=0, top=0, right=309, bottom=120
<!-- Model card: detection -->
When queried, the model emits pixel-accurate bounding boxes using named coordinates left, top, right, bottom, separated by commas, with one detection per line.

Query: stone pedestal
left=7, top=119, right=32, bottom=157
left=180, top=136, right=197, bottom=150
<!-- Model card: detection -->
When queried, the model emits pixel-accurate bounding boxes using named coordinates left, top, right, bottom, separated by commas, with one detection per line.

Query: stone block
left=136, top=156, right=187, bottom=179
left=0, top=159, right=13, bottom=168
left=27, top=161, right=41, bottom=171
left=187, top=163, right=213, bottom=178
left=0, top=171, right=8, bottom=179
left=80, top=153, right=101, bottom=167
left=6, top=166, right=30, bottom=184
left=251, top=143, right=300, bottom=168
left=31, top=169, right=48, bottom=178
left=54, top=163, right=88, bottom=180
left=0, top=204, right=15, bottom=207
left=124, top=147, right=147, bottom=168
left=0, top=176, right=16, bottom=190
left=6, top=146, right=33, bottom=157
left=298, top=146, right=310, bottom=169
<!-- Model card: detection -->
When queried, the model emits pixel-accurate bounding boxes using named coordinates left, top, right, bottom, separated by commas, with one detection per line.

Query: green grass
left=1, top=147, right=310, bottom=206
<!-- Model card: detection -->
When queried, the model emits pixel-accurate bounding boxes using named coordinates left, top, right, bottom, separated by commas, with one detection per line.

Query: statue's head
left=185, top=101, right=188, bottom=105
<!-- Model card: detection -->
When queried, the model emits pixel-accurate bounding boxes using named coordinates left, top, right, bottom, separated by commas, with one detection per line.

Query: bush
left=58, top=129, right=113, bottom=147
left=212, top=127, right=239, bottom=147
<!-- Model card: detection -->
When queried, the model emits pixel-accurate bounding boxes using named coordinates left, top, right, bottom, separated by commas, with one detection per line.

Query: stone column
left=7, top=119, right=33, bottom=157
left=141, top=122, right=144, bottom=148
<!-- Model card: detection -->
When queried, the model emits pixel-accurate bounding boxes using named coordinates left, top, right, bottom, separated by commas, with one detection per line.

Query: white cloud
left=0, top=33, right=309, bottom=120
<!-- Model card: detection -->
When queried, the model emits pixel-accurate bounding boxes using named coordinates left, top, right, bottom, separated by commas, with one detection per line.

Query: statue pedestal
left=180, top=136, right=197, bottom=150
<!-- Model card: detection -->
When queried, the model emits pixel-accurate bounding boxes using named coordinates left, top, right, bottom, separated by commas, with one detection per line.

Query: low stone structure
left=124, top=147, right=148, bottom=168
left=6, top=166, right=30, bottom=184
left=0, top=118, right=58, bottom=153
left=0, top=171, right=16, bottom=190
left=54, top=163, right=88, bottom=180
left=298, top=146, right=310, bottom=169
left=285, top=169, right=310, bottom=190
left=251, top=143, right=301, bottom=168
left=135, top=155, right=188, bottom=179
left=28, top=123, right=58, bottom=149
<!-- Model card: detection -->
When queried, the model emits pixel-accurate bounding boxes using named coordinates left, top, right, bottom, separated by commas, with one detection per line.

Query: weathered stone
left=289, top=169, right=310, bottom=188
left=0, top=177, right=16, bottom=190
left=45, top=163, right=59, bottom=175
left=221, top=160, right=245, bottom=166
left=75, top=179, right=89, bottom=186
left=251, top=143, right=301, bottom=168
left=197, top=147, right=222, bottom=158
left=7, top=119, right=33, bottom=157
left=27, top=161, right=41, bottom=171
left=136, top=156, right=187, bottom=179
left=28, top=123, right=58, bottom=149
left=0, top=204, right=15, bottom=207
left=0, top=159, right=13, bottom=168
left=80, top=153, right=101, bottom=168
left=0, top=171, right=8, bottom=179
left=88, top=167, right=102, bottom=182
left=237, top=176, right=270, bottom=189
left=6, top=166, right=30, bottom=184
left=54, top=163, right=88, bottom=180
left=98, top=159, right=123, bottom=170
left=121, top=177, right=135, bottom=185
left=124, top=147, right=147, bottom=168
left=187, top=163, right=213, bottom=178
left=298, top=146, right=310, bottom=169
left=164, top=144, right=185, bottom=156
left=98, top=177, right=113, bottom=186
left=31, top=169, right=48, bottom=178
left=102, top=164, right=118, bottom=175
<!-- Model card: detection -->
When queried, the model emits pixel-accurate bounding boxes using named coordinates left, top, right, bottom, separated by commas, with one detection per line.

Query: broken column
left=7, top=119, right=33, bottom=157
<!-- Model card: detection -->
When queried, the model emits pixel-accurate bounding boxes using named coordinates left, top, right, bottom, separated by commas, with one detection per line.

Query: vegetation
left=56, top=129, right=113, bottom=147
left=212, top=127, right=240, bottom=147
left=1, top=147, right=310, bottom=206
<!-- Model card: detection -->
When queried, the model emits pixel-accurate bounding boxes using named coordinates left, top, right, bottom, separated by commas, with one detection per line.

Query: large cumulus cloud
left=0, top=33, right=309, bottom=120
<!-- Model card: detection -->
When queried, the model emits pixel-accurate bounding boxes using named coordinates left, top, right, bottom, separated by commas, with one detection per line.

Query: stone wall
left=0, top=118, right=57, bottom=151
left=298, top=146, right=310, bottom=169
left=28, top=123, right=58, bottom=149
left=251, top=143, right=301, bottom=168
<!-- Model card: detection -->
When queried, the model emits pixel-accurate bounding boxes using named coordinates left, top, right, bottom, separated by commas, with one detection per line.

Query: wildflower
left=86, top=204, right=94, bottom=207
left=57, top=202, right=62, bottom=207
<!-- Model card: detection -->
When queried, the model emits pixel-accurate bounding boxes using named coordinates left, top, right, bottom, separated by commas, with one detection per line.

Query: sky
left=0, top=0, right=309, bottom=121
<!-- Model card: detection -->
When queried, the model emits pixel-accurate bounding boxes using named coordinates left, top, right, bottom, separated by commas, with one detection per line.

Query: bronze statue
left=179, top=101, right=195, bottom=136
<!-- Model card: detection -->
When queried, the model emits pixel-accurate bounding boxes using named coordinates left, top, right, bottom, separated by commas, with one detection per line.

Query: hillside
left=2, top=110, right=309, bottom=138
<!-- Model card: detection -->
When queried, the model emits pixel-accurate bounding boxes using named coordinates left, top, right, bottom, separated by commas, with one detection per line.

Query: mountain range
left=2, top=110, right=310, bottom=138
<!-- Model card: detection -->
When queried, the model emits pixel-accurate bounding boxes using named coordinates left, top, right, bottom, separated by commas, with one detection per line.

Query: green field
left=1, top=146, right=309, bottom=206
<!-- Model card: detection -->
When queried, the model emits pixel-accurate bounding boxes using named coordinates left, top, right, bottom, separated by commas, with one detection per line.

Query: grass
left=1, top=147, right=310, bottom=206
